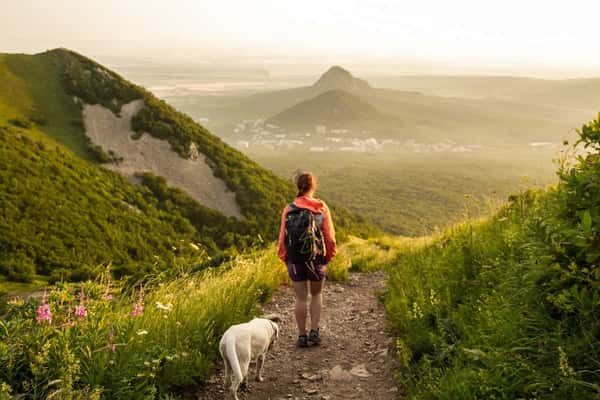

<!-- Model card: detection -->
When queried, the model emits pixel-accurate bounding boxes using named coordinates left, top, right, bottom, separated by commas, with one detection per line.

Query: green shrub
left=0, top=249, right=286, bottom=399
left=0, top=126, right=204, bottom=283
left=8, top=118, right=31, bottom=129
left=0, top=253, right=36, bottom=283
left=384, top=113, right=600, bottom=399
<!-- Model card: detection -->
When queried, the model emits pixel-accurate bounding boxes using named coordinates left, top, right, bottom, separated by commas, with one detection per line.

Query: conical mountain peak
left=313, top=66, right=370, bottom=92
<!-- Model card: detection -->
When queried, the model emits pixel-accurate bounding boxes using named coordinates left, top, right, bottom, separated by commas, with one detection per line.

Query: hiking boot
left=298, top=334, right=309, bottom=348
left=308, top=329, right=321, bottom=345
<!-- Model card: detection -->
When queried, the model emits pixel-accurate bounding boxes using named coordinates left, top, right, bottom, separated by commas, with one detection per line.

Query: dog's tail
left=222, top=339, right=244, bottom=387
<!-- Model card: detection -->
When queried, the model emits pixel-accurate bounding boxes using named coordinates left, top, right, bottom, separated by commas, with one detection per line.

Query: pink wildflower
left=37, top=303, right=52, bottom=324
left=131, top=302, right=144, bottom=317
left=74, top=304, right=88, bottom=321
left=101, top=293, right=114, bottom=301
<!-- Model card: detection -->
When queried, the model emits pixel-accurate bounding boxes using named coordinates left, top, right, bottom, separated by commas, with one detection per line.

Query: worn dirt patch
left=197, top=271, right=404, bottom=400
left=83, top=100, right=242, bottom=218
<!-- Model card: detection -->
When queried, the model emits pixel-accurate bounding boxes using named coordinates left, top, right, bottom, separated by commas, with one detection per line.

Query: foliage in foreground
left=326, top=236, right=407, bottom=281
left=385, top=114, right=600, bottom=399
left=0, top=250, right=287, bottom=399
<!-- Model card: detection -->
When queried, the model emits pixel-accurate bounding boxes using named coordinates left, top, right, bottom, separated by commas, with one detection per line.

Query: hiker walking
left=278, top=171, right=337, bottom=347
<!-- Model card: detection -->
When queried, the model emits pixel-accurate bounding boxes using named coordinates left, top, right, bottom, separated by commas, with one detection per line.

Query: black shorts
left=286, top=261, right=327, bottom=282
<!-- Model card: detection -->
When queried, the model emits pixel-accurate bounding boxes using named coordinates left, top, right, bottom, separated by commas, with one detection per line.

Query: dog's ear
left=267, top=321, right=279, bottom=350
left=262, top=313, right=282, bottom=323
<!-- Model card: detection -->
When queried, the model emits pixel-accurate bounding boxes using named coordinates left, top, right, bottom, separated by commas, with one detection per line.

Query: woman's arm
left=322, top=203, right=337, bottom=263
left=277, top=206, right=289, bottom=262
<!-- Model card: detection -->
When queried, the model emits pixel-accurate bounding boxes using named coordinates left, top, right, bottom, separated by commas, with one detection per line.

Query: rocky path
left=196, top=271, right=403, bottom=400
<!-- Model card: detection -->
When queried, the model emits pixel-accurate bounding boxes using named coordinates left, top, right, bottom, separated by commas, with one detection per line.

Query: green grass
left=0, top=125, right=205, bottom=283
left=380, top=115, right=600, bottom=398
left=327, top=235, right=407, bottom=281
left=383, top=196, right=599, bottom=399
left=0, top=52, right=95, bottom=160
left=0, top=248, right=287, bottom=399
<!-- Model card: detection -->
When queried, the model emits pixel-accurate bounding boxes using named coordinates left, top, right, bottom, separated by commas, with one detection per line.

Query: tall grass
left=327, top=236, right=406, bottom=281
left=382, top=114, right=600, bottom=399
left=384, top=190, right=600, bottom=399
left=0, top=249, right=286, bottom=399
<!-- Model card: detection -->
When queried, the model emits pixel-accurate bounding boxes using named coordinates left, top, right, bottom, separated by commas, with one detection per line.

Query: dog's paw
left=255, top=375, right=264, bottom=382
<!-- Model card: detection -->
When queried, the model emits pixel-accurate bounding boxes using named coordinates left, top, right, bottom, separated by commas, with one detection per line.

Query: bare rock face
left=83, top=100, right=242, bottom=219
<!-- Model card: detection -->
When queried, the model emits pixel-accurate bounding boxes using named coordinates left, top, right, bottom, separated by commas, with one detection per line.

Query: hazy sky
left=2, top=0, right=600, bottom=76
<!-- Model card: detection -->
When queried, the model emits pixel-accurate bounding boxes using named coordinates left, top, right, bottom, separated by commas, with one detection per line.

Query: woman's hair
left=294, top=171, right=317, bottom=197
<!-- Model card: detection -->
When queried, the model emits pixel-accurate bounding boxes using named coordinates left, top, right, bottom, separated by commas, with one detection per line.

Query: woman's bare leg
left=309, top=279, right=324, bottom=330
left=292, top=281, right=309, bottom=335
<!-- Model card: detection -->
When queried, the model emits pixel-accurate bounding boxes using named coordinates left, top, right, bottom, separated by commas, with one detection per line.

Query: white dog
left=219, top=316, right=280, bottom=400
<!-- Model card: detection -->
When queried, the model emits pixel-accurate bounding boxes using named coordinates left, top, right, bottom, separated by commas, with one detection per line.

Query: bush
left=0, top=253, right=36, bottom=282
left=0, top=126, right=204, bottom=283
left=383, top=113, right=600, bottom=399
left=8, top=118, right=32, bottom=129
left=0, top=249, right=287, bottom=399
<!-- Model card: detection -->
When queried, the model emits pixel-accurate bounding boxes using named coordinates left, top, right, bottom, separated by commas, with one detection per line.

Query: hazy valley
left=102, top=61, right=593, bottom=235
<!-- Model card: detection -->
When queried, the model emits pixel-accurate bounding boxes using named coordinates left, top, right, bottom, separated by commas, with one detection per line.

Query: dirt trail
left=197, top=271, right=403, bottom=400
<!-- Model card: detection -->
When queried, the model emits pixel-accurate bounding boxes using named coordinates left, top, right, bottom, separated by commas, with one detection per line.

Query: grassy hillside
left=247, top=148, right=557, bottom=236
left=0, top=232, right=393, bottom=399
left=1, top=114, right=597, bottom=397
left=0, top=49, right=376, bottom=285
left=384, top=114, right=600, bottom=399
left=0, top=248, right=288, bottom=399
left=54, top=49, right=376, bottom=238
left=266, top=89, right=392, bottom=130
left=0, top=124, right=203, bottom=284
left=0, top=52, right=95, bottom=160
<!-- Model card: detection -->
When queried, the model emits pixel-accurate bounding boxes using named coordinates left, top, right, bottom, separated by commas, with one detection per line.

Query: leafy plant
left=383, top=114, right=600, bottom=399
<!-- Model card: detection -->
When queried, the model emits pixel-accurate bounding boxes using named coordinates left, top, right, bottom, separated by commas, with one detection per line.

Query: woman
left=278, top=171, right=337, bottom=347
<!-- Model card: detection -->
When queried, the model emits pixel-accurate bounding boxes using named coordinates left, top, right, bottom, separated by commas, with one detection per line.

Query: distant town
left=217, top=118, right=558, bottom=153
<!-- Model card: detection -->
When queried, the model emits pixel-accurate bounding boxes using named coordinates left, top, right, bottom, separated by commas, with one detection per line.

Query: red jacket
left=277, top=196, right=337, bottom=263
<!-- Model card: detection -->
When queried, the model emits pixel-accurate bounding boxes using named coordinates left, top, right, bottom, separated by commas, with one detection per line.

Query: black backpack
left=284, top=203, right=327, bottom=264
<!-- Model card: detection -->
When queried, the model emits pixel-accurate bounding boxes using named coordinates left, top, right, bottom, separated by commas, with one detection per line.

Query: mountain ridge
left=266, top=88, right=393, bottom=130
left=0, top=48, right=377, bottom=283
